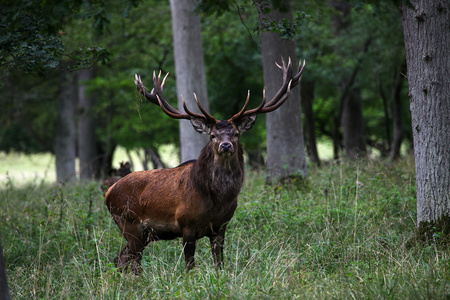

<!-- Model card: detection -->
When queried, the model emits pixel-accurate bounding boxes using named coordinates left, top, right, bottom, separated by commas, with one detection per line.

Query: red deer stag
left=105, top=58, right=305, bottom=274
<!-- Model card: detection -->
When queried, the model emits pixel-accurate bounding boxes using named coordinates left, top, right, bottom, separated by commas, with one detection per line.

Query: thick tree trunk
left=55, top=68, right=77, bottom=184
left=258, top=0, right=308, bottom=181
left=170, top=0, right=209, bottom=162
left=402, top=1, right=450, bottom=241
left=77, top=68, right=98, bottom=181
left=0, top=235, right=10, bottom=300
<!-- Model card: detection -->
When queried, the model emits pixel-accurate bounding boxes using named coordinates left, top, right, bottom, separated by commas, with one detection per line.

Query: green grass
left=2, top=156, right=450, bottom=299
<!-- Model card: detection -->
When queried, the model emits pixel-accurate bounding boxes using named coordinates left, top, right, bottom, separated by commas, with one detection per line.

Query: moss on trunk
left=407, top=215, right=450, bottom=248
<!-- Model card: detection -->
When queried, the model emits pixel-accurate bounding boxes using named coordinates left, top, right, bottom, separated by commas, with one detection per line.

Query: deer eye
left=210, top=134, right=216, bottom=140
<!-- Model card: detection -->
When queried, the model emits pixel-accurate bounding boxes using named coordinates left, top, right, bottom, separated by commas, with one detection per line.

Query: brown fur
left=105, top=121, right=245, bottom=273
left=101, top=162, right=132, bottom=193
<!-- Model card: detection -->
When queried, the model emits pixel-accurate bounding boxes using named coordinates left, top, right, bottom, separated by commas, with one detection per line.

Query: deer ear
left=236, top=114, right=257, bottom=133
left=190, top=117, right=211, bottom=135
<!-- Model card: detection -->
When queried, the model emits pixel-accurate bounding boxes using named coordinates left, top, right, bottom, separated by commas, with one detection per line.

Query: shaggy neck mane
left=191, top=142, right=245, bottom=204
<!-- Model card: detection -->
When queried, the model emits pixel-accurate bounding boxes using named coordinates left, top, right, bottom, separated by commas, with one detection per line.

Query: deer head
left=134, top=57, right=306, bottom=160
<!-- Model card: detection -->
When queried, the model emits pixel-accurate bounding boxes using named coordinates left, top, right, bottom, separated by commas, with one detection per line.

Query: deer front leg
left=114, top=218, right=149, bottom=275
left=182, top=229, right=196, bottom=270
left=210, top=226, right=226, bottom=269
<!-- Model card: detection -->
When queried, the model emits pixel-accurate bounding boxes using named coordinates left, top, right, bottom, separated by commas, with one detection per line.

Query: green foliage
left=295, top=1, right=409, bottom=149
left=260, top=10, right=311, bottom=39
left=0, top=0, right=412, bottom=161
left=0, top=72, right=58, bottom=153
left=2, top=158, right=449, bottom=298
left=0, top=0, right=177, bottom=154
left=84, top=0, right=178, bottom=150
left=0, top=12, right=64, bottom=76
left=0, top=0, right=132, bottom=76
left=201, top=3, right=266, bottom=151
left=196, top=0, right=233, bottom=16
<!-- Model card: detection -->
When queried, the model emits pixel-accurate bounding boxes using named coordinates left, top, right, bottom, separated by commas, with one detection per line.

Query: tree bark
left=301, top=78, right=321, bottom=166
left=170, top=0, right=209, bottom=162
left=258, top=0, right=308, bottom=181
left=341, top=88, right=366, bottom=160
left=402, top=0, right=450, bottom=241
left=55, top=68, right=77, bottom=184
left=389, top=62, right=406, bottom=160
left=77, top=67, right=98, bottom=181
left=378, top=73, right=391, bottom=157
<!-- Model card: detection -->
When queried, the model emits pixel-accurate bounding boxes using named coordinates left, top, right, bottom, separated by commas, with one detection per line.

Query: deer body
left=106, top=58, right=305, bottom=274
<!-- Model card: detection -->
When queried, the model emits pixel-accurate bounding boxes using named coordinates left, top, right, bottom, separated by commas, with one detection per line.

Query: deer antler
left=229, top=57, right=306, bottom=123
left=135, top=72, right=217, bottom=123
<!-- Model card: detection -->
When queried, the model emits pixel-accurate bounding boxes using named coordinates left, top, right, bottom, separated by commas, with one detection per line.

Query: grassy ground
left=1, top=156, right=449, bottom=299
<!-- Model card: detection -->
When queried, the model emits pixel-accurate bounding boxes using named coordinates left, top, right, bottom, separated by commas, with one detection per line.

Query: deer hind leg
left=114, top=217, right=150, bottom=275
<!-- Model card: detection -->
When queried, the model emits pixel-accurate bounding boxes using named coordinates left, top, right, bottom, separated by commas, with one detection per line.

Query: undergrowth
left=1, top=158, right=449, bottom=299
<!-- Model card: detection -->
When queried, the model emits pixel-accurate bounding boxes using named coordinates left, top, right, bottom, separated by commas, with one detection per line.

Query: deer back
left=106, top=161, right=194, bottom=223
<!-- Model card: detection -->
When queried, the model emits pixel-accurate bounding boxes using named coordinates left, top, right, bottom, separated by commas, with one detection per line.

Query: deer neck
left=192, top=143, right=245, bottom=201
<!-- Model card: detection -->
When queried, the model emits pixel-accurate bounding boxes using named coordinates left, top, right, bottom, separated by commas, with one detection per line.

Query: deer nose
left=219, top=142, right=233, bottom=153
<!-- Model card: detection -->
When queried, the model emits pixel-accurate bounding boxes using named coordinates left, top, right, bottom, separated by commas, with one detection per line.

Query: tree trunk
left=0, top=234, right=10, bottom=300
left=378, top=72, right=391, bottom=157
left=170, top=0, right=209, bottom=162
left=77, top=67, right=98, bottom=181
left=389, top=62, right=406, bottom=160
left=55, top=68, right=77, bottom=184
left=301, top=79, right=321, bottom=166
left=258, top=0, right=308, bottom=181
left=101, top=143, right=116, bottom=177
left=329, top=0, right=367, bottom=160
left=402, top=0, right=450, bottom=241
left=100, top=101, right=116, bottom=178
left=341, top=88, right=366, bottom=160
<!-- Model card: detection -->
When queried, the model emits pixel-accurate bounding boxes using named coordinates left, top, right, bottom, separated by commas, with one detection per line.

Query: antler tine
left=153, top=70, right=169, bottom=93
left=155, top=95, right=190, bottom=120
left=135, top=71, right=190, bottom=119
left=181, top=95, right=205, bottom=120
left=135, top=73, right=158, bottom=106
left=161, top=72, right=169, bottom=91
left=135, top=74, right=146, bottom=94
left=229, top=57, right=305, bottom=123
left=264, top=59, right=293, bottom=109
left=291, top=59, right=306, bottom=86
left=230, top=90, right=267, bottom=122
left=263, top=79, right=292, bottom=112
left=193, top=93, right=218, bottom=124
left=229, top=90, right=251, bottom=122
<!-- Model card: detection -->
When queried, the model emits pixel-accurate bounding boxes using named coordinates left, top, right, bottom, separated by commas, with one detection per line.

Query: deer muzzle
left=219, top=142, right=234, bottom=154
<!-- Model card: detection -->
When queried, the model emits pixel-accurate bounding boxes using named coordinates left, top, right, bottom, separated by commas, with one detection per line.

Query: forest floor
left=1, top=153, right=449, bottom=299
